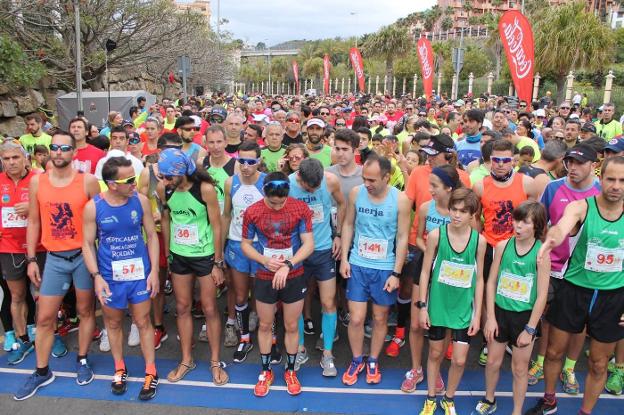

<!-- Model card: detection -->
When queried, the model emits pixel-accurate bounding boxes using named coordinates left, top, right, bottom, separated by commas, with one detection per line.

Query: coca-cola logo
left=350, top=51, right=364, bottom=79
left=418, top=43, right=433, bottom=79
left=502, top=17, right=532, bottom=79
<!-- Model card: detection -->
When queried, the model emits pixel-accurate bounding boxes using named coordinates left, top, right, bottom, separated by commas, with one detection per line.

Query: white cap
left=306, top=118, right=326, bottom=128
left=534, top=109, right=546, bottom=117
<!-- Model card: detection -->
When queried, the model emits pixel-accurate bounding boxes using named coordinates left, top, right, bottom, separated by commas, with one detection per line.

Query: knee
left=589, top=357, right=609, bottom=376
left=134, top=315, right=152, bottom=331
left=105, top=318, right=123, bottom=331
left=428, top=346, right=444, bottom=362
left=37, top=312, right=57, bottom=329
left=372, top=312, right=388, bottom=325
left=10, top=291, right=26, bottom=304
left=283, top=320, right=298, bottom=334
left=349, top=313, right=365, bottom=328
left=258, top=320, right=273, bottom=333
left=545, top=347, right=565, bottom=362
left=512, top=361, right=528, bottom=377
left=76, top=304, right=94, bottom=319
left=410, top=319, right=422, bottom=333
left=321, top=299, right=336, bottom=314
left=175, top=300, right=192, bottom=316
left=452, top=354, right=467, bottom=368
left=202, top=301, right=218, bottom=319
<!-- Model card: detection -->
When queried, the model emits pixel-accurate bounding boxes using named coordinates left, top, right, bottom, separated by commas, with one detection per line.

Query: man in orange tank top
left=472, top=138, right=539, bottom=366
left=14, top=131, right=101, bottom=401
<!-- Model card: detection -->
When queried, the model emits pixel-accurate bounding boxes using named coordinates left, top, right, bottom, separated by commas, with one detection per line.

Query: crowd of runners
left=0, top=90, right=623, bottom=415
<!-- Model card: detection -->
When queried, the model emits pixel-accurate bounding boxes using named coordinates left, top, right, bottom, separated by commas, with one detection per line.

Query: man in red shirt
left=70, top=118, right=104, bottom=174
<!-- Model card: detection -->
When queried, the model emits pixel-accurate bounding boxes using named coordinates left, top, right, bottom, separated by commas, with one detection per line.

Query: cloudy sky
left=204, top=0, right=437, bottom=46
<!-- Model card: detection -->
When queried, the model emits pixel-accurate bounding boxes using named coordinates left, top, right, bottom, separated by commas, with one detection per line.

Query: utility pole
left=74, top=0, right=83, bottom=113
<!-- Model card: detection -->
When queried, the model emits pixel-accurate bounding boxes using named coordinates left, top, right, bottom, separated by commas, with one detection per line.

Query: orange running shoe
left=253, top=370, right=274, bottom=397
left=284, top=370, right=302, bottom=395
left=342, top=359, right=365, bottom=386
left=366, top=359, right=381, bottom=384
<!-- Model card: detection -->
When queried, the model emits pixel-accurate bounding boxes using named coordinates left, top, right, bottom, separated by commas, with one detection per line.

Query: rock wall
left=0, top=89, right=46, bottom=137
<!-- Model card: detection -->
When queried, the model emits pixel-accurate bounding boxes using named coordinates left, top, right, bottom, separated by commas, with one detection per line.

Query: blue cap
left=605, top=137, right=624, bottom=153
left=157, top=148, right=196, bottom=176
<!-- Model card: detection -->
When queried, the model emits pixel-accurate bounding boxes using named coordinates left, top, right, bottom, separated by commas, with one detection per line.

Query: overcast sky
left=205, top=0, right=437, bottom=46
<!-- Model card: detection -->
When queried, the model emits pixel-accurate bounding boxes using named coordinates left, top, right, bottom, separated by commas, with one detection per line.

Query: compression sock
left=322, top=312, right=337, bottom=351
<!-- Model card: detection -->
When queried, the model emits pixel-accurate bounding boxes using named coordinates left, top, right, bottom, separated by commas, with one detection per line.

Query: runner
left=340, top=153, right=411, bottom=386
left=19, top=114, right=52, bottom=156
left=157, top=148, right=228, bottom=386
left=222, top=141, right=265, bottom=363
left=306, top=118, right=333, bottom=167
left=418, top=188, right=486, bottom=415
left=289, top=158, right=345, bottom=376
left=82, top=156, right=160, bottom=400
left=14, top=130, right=101, bottom=401
left=94, top=127, right=144, bottom=179
left=142, top=117, right=162, bottom=158
left=175, top=116, right=207, bottom=163
left=241, top=172, right=314, bottom=397
left=0, top=142, right=43, bottom=365
left=261, top=122, right=287, bottom=173
left=472, top=201, right=550, bottom=415
left=70, top=117, right=105, bottom=174
left=525, top=156, right=624, bottom=415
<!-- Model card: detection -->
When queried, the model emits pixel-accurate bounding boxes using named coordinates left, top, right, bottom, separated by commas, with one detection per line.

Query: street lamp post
left=73, top=0, right=83, bottom=113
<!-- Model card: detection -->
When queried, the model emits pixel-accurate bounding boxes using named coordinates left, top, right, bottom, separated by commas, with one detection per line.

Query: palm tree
left=480, top=11, right=503, bottom=80
left=532, top=1, right=615, bottom=103
left=361, top=24, right=412, bottom=93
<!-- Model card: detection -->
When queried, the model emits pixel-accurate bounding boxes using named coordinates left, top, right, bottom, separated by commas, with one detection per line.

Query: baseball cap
left=122, top=119, right=134, bottom=127
left=190, top=115, right=202, bottom=129
left=454, top=99, right=465, bottom=107
left=564, top=144, right=598, bottom=163
left=580, top=122, right=597, bottom=133
left=421, top=134, right=456, bottom=156
left=604, top=137, right=624, bottom=153
left=534, top=109, right=546, bottom=117
left=306, top=118, right=326, bottom=129
left=252, top=113, right=268, bottom=123
left=210, top=106, right=227, bottom=119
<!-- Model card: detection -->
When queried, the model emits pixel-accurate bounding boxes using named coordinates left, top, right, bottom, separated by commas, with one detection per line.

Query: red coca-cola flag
left=499, top=10, right=534, bottom=104
left=349, top=47, right=366, bottom=92
left=292, top=60, right=300, bottom=95
left=416, top=38, right=434, bottom=99
left=323, top=54, right=331, bottom=95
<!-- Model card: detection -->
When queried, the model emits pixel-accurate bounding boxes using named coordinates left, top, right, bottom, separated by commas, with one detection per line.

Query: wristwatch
left=214, top=259, right=225, bottom=269
left=26, top=256, right=38, bottom=264
left=416, top=301, right=427, bottom=309
left=284, top=260, right=294, bottom=270
left=391, top=271, right=400, bottom=278
left=524, top=325, right=537, bottom=336
left=90, top=271, right=101, bottom=279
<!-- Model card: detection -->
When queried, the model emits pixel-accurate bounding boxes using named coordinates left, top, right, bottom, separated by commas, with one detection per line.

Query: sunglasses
left=109, top=175, right=136, bottom=185
left=406, top=107, right=414, bottom=111
left=263, top=180, right=290, bottom=191
left=129, top=137, right=141, bottom=145
left=237, top=157, right=260, bottom=166
left=49, top=144, right=73, bottom=152
left=519, top=104, right=527, bottom=108
left=288, top=155, right=304, bottom=162
left=320, top=112, right=329, bottom=116
left=287, top=118, right=300, bottom=123
left=336, top=122, right=346, bottom=127
left=560, top=107, right=570, bottom=110
left=554, top=135, right=565, bottom=139
left=180, top=127, right=196, bottom=132
left=491, top=156, right=513, bottom=164
left=210, top=116, right=224, bottom=123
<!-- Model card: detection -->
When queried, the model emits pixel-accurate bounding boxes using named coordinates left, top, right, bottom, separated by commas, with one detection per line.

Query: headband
left=158, top=148, right=196, bottom=177
left=431, top=167, right=456, bottom=189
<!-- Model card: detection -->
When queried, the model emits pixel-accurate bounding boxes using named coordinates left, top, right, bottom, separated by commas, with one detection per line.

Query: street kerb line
left=0, top=367, right=623, bottom=400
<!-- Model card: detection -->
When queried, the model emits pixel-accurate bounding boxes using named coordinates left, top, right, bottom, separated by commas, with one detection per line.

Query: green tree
left=361, top=25, right=412, bottom=93
left=302, top=56, right=324, bottom=80
left=0, top=34, right=44, bottom=89
left=532, top=1, right=615, bottom=103
left=270, top=57, right=289, bottom=82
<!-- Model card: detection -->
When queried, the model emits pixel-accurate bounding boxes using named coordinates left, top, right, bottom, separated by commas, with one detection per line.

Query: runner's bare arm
left=469, top=234, right=488, bottom=335
left=84, top=173, right=102, bottom=199
left=339, top=186, right=358, bottom=264
left=486, top=240, right=507, bottom=321
left=415, top=202, right=430, bottom=252
left=418, top=228, right=439, bottom=303
left=26, top=174, right=40, bottom=259
left=156, top=182, right=170, bottom=259
left=201, top=182, right=223, bottom=263
left=523, top=174, right=539, bottom=201
left=326, top=172, right=346, bottom=227
left=394, top=192, right=411, bottom=273
left=529, top=251, right=550, bottom=330
left=81, top=200, right=99, bottom=275
left=538, top=199, right=586, bottom=262
left=291, top=231, right=314, bottom=266
left=139, top=193, right=160, bottom=296
left=221, top=177, right=233, bottom=248
left=138, top=167, right=150, bottom=196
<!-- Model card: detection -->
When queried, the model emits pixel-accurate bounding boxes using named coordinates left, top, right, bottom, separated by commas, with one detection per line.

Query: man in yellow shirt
left=19, top=114, right=51, bottom=156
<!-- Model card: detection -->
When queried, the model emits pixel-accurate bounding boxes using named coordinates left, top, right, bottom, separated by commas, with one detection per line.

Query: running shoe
left=4, top=330, right=16, bottom=351
left=527, top=361, right=544, bottom=385
left=505, top=344, right=513, bottom=356
left=13, top=370, right=55, bottom=401
left=293, top=347, right=309, bottom=371
left=154, top=327, right=168, bottom=350
left=385, top=327, right=406, bottom=357
left=606, top=366, right=624, bottom=395
left=139, top=373, right=158, bottom=400
left=419, top=398, right=437, bottom=415
left=57, top=317, right=79, bottom=337
left=254, top=370, right=274, bottom=397
left=303, top=319, right=316, bottom=335
left=111, top=369, right=128, bottom=395
left=249, top=311, right=259, bottom=332
left=92, top=326, right=103, bottom=341
left=339, top=308, right=350, bottom=327
left=198, top=324, right=208, bottom=342
left=233, top=340, right=254, bottom=363
left=478, top=345, right=488, bottom=366
left=436, top=373, right=446, bottom=395
left=471, top=399, right=497, bottom=415
left=523, top=398, right=557, bottom=415
left=560, top=368, right=579, bottom=395
left=192, top=301, right=204, bottom=318
left=445, top=342, right=454, bottom=360
left=128, top=323, right=140, bottom=347
left=364, top=320, right=373, bottom=339
left=27, top=324, right=36, bottom=342
left=342, top=359, right=365, bottom=386
left=441, top=396, right=457, bottom=415
left=270, top=343, right=282, bottom=365
left=76, top=358, right=94, bottom=385
left=284, top=370, right=302, bottom=395
left=366, top=359, right=381, bottom=384
left=51, top=334, right=68, bottom=358
left=401, top=367, right=424, bottom=393
left=320, top=354, right=337, bottom=377
left=7, top=338, right=34, bottom=365
left=99, top=329, right=111, bottom=352
left=224, top=323, right=238, bottom=347
left=164, top=279, right=173, bottom=295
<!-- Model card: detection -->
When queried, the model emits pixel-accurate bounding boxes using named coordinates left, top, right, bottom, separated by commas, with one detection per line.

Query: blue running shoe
left=8, top=338, right=34, bottom=365
left=14, top=370, right=55, bottom=400
left=51, top=334, right=68, bottom=358
left=76, top=358, right=94, bottom=385
left=4, top=330, right=16, bottom=351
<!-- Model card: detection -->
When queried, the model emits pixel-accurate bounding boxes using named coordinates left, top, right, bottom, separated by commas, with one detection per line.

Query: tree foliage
left=0, top=34, right=45, bottom=88
left=361, top=25, right=412, bottom=92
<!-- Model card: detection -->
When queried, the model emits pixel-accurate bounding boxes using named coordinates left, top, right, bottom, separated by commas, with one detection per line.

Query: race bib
left=585, top=244, right=623, bottom=273
left=173, top=224, right=199, bottom=246
left=357, top=236, right=388, bottom=260
left=263, top=246, right=293, bottom=261
left=497, top=272, right=532, bottom=303
left=438, top=260, right=474, bottom=288
left=310, top=204, right=324, bottom=224
left=2, top=207, right=27, bottom=228
left=232, top=206, right=245, bottom=227
left=112, top=258, right=145, bottom=282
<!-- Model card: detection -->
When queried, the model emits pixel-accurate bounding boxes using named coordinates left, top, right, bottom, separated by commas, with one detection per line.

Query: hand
left=211, top=266, right=224, bottom=286
left=94, top=275, right=112, bottom=306
left=383, top=275, right=400, bottom=293
left=516, top=330, right=533, bottom=348
left=396, top=154, right=409, bottom=171
left=620, top=313, right=624, bottom=327
left=419, top=308, right=431, bottom=330
left=537, top=238, right=555, bottom=264
left=483, top=317, right=499, bottom=343
left=331, top=236, right=341, bottom=259
left=152, top=209, right=162, bottom=223
left=339, top=261, right=351, bottom=279
left=146, top=272, right=160, bottom=298
left=265, top=257, right=285, bottom=273
left=467, top=316, right=481, bottom=337
left=272, top=266, right=289, bottom=290
left=13, top=202, right=29, bottom=217
left=27, top=262, right=41, bottom=288
left=277, top=158, right=287, bottom=170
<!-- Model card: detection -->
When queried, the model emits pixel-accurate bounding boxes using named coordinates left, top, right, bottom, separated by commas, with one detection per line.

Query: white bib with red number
left=585, top=244, right=623, bottom=273
left=357, top=236, right=388, bottom=260
left=1, top=207, right=27, bottom=228
left=111, top=258, right=145, bottom=282
left=263, top=247, right=293, bottom=261
left=173, top=224, right=199, bottom=246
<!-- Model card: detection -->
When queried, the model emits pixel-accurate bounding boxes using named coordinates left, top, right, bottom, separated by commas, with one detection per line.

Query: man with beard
left=176, top=116, right=207, bottom=164
left=306, top=118, right=332, bottom=168
left=595, top=102, right=622, bottom=141
left=19, top=114, right=52, bottom=157
left=94, top=127, right=144, bottom=179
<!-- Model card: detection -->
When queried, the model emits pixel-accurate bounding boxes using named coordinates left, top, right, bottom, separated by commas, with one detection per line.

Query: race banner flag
left=499, top=10, right=534, bottom=104
left=292, top=60, right=300, bottom=95
left=349, top=47, right=366, bottom=92
left=416, top=38, right=434, bottom=99
left=323, top=54, right=331, bottom=95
